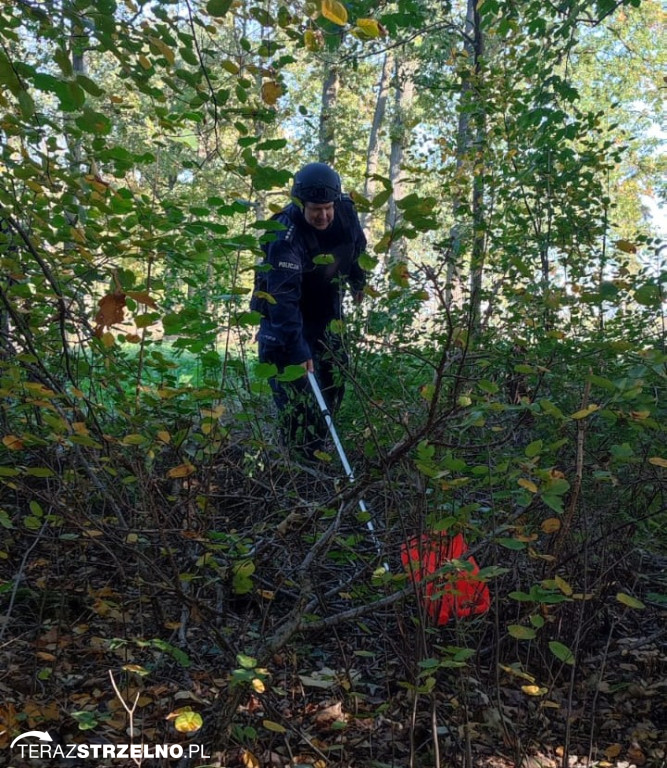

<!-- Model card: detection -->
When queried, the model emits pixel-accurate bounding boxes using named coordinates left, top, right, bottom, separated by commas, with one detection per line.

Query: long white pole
left=307, top=372, right=388, bottom=570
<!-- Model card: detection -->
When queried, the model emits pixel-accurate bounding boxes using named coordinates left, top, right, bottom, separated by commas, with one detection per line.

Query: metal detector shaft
left=307, top=372, right=387, bottom=569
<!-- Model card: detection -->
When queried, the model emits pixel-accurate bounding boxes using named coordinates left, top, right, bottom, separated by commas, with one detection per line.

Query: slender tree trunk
left=360, top=53, right=391, bottom=238
left=318, top=63, right=339, bottom=164
left=468, top=1, right=486, bottom=337
left=384, top=54, right=415, bottom=267
left=447, top=0, right=486, bottom=332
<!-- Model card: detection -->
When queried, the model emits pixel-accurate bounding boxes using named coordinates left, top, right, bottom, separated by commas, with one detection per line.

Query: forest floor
left=1, top=452, right=665, bottom=768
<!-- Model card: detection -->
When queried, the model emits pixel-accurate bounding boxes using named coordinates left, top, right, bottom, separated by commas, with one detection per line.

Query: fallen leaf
left=541, top=517, right=561, bottom=533
left=262, top=719, right=286, bottom=733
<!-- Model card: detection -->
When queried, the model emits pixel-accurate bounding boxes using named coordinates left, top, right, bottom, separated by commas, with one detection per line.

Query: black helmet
left=291, top=162, right=341, bottom=203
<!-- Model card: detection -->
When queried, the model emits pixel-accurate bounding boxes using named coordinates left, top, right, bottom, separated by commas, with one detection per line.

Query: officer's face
left=304, top=202, right=335, bottom=230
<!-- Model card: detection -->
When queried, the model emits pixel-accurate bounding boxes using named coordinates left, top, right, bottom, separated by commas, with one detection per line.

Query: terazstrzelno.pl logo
left=7, top=730, right=211, bottom=761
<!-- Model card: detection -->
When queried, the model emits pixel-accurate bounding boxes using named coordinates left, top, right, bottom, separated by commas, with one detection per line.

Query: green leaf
left=547, top=479, right=570, bottom=495
left=236, top=653, right=257, bottom=670
left=634, top=283, right=661, bottom=307
left=75, top=107, right=112, bottom=135
left=234, top=311, right=262, bottom=327
left=508, top=591, right=534, bottom=602
left=25, top=467, right=55, bottom=478
left=277, top=365, right=306, bottom=382
left=151, top=639, right=192, bottom=668
left=549, top=641, right=575, bottom=664
left=233, top=560, right=255, bottom=595
left=508, top=625, right=537, bottom=640
left=18, top=89, right=35, bottom=117
left=313, top=254, right=335, bottom=265
left=616, top=592, right=645, bottom=610
left=0, top=51, right=22, bottom=94
left=541, top=495, right=564, bottom=514
left=496, top=538, right=526, bottom=550
left=254, top=362, right=277, bottom=379
left=525, top=440, right=543, bottom=458
left=77, top=74, right=105, bottom=97
left=358, top=252, right=378, bottom=270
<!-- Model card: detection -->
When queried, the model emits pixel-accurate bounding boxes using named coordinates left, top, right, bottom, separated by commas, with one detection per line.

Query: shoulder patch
left=277, top=258, right=300, bottom=271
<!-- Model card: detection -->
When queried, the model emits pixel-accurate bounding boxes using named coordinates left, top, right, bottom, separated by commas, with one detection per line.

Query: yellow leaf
left=261, top=80, right=283, bottom=105
left=541, top=517, right=561, bottom=533
left=156, top=430, right=171, bottom=444
left=262, top=719, right=286, bottom=733
left=24, top=382, right=57, bottom=397
left=516, top=533, right=538, bottom=542
left=648, top=456, right=667, bottom=467
left=123, top=664, right=150, bottom=676
left=138, top=54, right=152, bottom=70
left=570, top=404, right=599, bottom=419
left=304, top=29, right=319, bottom=50
left=72, top=422, right=89, bottom=436
left=174, top=710, right=203, bottom=733
left=616, top=592, right=645, bottom=610
left=101, top=331, right=115, bottom=348
left=148, top=35, right=175, bottom=65
left=126, top=533, right=139, bottom=544
left=125, top=334, right=141, bottom=343
left=605, top=744, right=622, bottom=759
left=518, top=478, right=538, bottom=493
left=521, top=685, right=547, bottom=696
left=499, top=664, right=535, bottom=683
left=251, top=677, right=265, bottom=693
left=321, top=0, right=348, bottom=25
left=356, top=17, right=380, bottom=37
left=122, top=433, right=147, bottom=446
left=202, top=405, right=225, bottom=419
left=615, top=239, right=637, bottom=253
left=166, top=462, right=195, bottom=479
left=2, top=434, right=24, bottom=450
left=555, top=575, right=572, bottom=596
left=221, top=59, right=239, bottom=74
left=242, top=750, right=260, bottom=768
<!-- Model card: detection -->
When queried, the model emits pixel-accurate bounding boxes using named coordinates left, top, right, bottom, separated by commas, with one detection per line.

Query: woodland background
left=0, top=0, right=665, bottom=767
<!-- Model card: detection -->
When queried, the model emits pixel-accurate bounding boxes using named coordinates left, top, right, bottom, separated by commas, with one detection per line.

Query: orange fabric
left=400, top=533, right=491, bottom=626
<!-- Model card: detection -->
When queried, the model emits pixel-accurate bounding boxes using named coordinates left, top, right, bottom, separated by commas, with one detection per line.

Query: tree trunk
left=361, top=53, right=391, bottom=238
left=384, top=54, right=415, bottom=266
left=318, top=63, right=339, bottom=164
left=447, top=0, right=486, bottom=333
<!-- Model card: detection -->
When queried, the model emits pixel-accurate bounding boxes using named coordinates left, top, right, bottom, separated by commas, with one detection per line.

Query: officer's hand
left=301, top=359, right=314, bottom=374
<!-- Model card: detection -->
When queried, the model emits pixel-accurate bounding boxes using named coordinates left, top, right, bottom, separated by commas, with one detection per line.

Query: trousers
left=258, top=333, right=348, bottom=457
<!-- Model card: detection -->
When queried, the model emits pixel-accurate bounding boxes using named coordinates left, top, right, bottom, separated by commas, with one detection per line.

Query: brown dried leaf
left=95, top=292, right=126, bottom=329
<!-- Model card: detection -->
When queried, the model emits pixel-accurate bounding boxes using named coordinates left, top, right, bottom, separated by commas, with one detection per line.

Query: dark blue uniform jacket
left=252, top=197, right=366, bottom=365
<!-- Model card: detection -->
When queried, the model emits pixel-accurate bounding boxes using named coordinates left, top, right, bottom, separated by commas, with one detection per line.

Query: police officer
left=252, top=162, right=367, bottom=458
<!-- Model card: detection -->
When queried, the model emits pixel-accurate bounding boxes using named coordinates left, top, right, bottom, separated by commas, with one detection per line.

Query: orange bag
left=400, top=533, right=491, bottom=626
